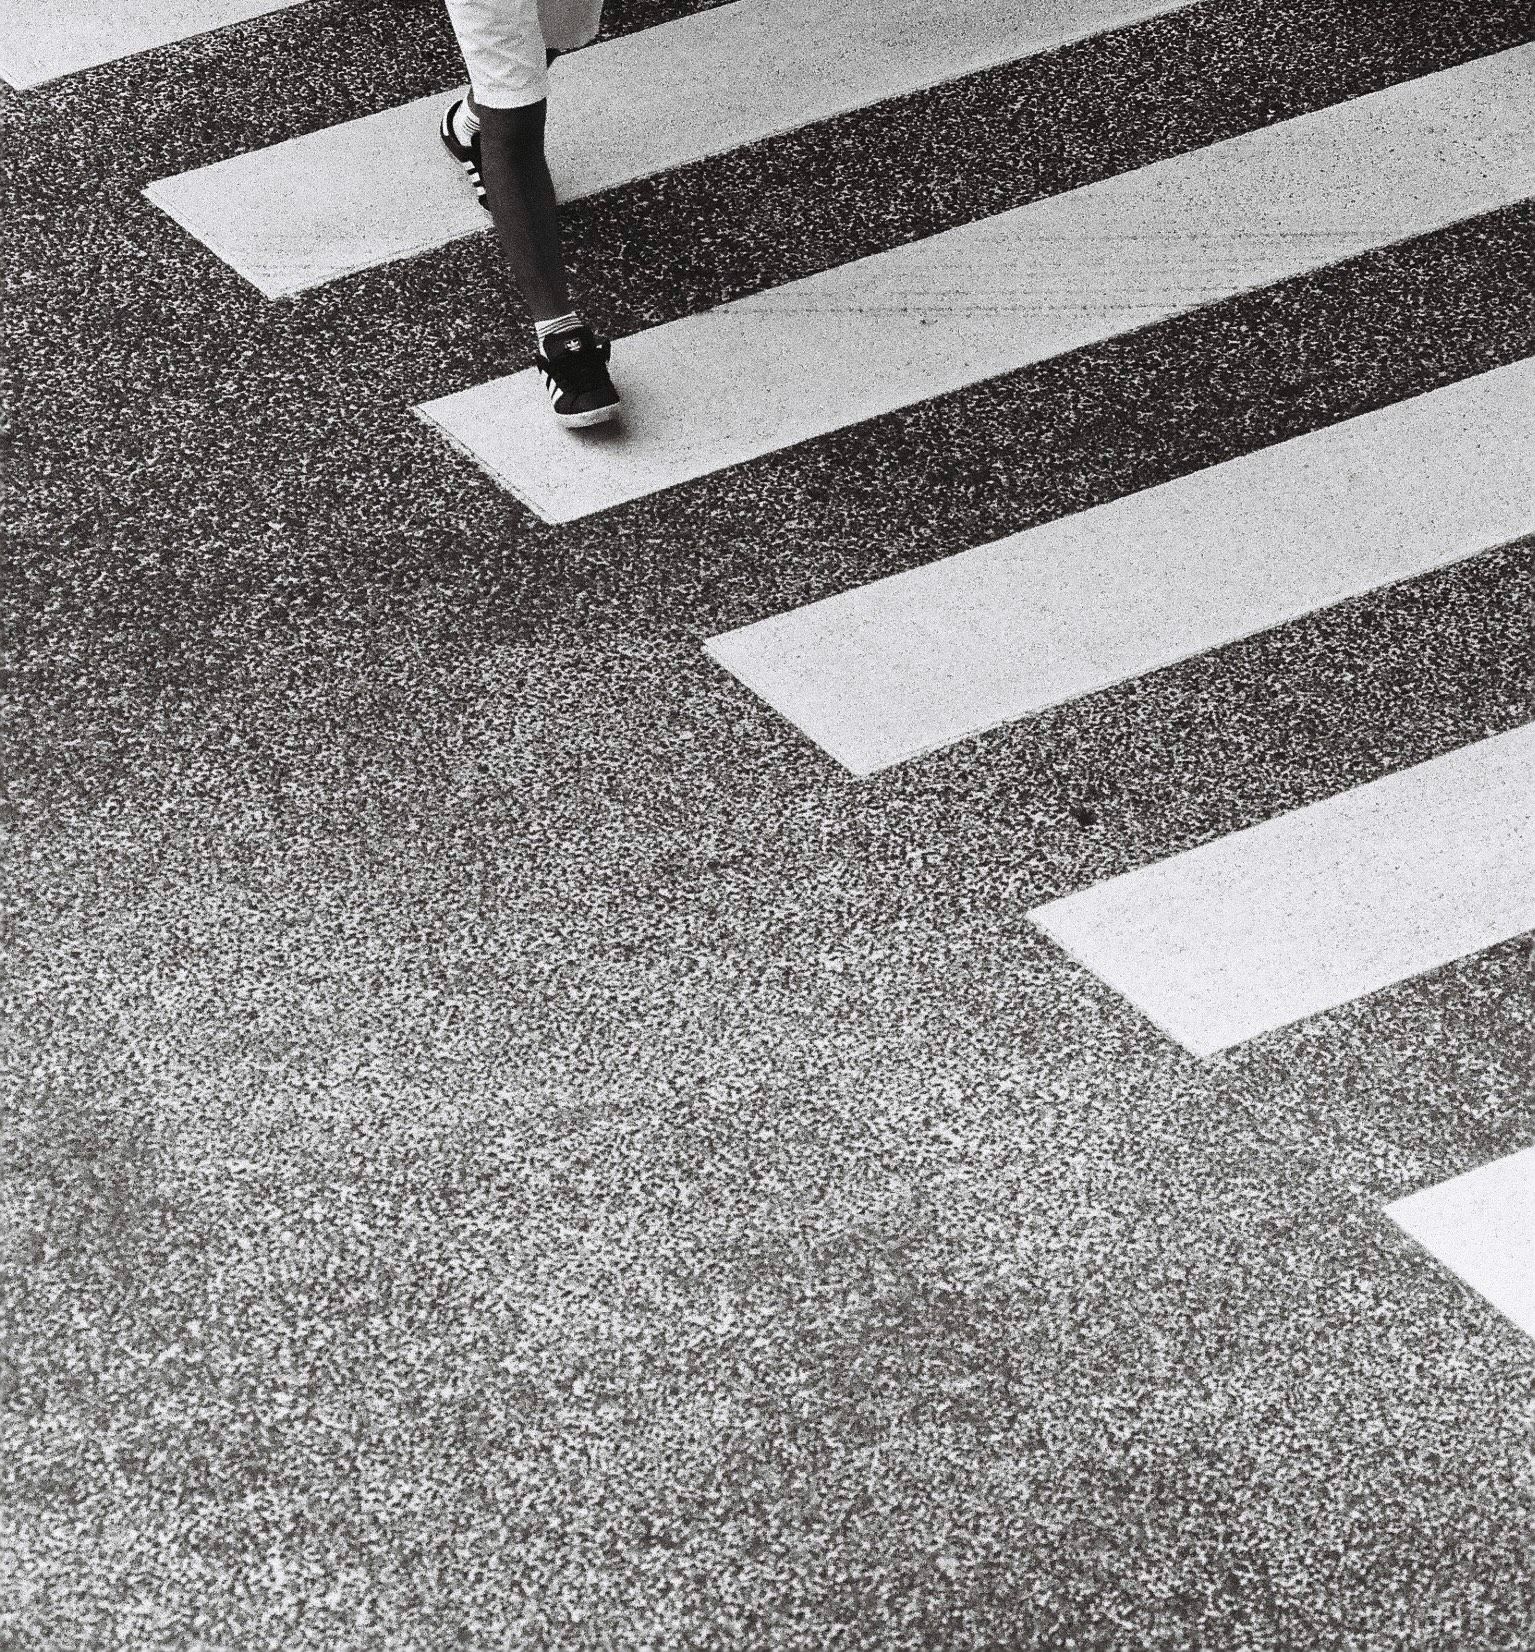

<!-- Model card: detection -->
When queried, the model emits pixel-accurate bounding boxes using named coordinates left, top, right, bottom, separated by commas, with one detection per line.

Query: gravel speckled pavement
left=4, top=1, right=1534, bottom=1646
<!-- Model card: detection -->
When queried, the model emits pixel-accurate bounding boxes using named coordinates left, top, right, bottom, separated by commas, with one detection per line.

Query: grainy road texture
left=4, top=2, right=1534, bottom=1647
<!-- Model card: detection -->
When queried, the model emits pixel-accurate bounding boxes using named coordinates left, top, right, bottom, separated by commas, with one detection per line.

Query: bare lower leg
left=470, top=95, right=573, bottom=323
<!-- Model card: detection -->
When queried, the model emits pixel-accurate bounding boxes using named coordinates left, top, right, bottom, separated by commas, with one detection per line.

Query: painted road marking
left=1, top=0, right=301, bottom=88
left=413, top=46, right=1535, bottom=523
left=1388, top=1148, right=1535, bottom=1342
left=144, top=0, right=1191, bottom=298
left=705, top=359, right=1535, bottom=774
left=1029, top=723, right=1535, bottom=1057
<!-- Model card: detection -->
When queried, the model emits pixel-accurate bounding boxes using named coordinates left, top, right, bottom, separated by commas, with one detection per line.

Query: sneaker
left=537, top=325, right=621, bottom=428
left=440, top=99, right=488, bottom=212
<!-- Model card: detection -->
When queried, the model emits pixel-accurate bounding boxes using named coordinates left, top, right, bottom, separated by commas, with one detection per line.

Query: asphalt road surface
left=4, top=1, right=1534, bottom=1647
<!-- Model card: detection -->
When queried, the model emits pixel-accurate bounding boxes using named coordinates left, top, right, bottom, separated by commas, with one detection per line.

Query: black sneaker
left=537, top=325, right=621, bottom=428
left=440, top=99, right=488, bottom=212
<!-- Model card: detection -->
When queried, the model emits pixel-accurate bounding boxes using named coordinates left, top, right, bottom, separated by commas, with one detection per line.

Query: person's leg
left=469, top=95, right=572, bottom=323
left=440, top=0, right=619, bottom=422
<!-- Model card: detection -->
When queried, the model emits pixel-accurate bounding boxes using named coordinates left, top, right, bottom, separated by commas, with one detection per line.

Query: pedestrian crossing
left=414, top=46, right=1534, bottom=524
left=0, top=0, right=301, bottom=88
left=706, top=360, right=1534, bottom=776
left=1031, top=722, right=1535, bottom=1058
left=143, top=0, right=1192, bottom=298
left=1389, top=1148, right=1535, bottom=1343
left=14, top=0, right=1535, bottom=1332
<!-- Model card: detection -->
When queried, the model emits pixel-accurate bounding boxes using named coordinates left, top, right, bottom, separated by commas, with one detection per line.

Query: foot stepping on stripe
left=1030, top=722, right=1535, bottom=1057
left=706, top=359, right=1535, bottom=775
left=1, top=0, right=303, bottom=88
left=144, top=0, right=1192, bottom=298
left=413, top=46, right=1535, bottom=524
left=1388, top=1148, right=1535, bottom=1343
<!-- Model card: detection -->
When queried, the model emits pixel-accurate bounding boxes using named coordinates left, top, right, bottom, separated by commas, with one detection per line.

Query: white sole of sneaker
left=557, top=403, right=622, bottom=429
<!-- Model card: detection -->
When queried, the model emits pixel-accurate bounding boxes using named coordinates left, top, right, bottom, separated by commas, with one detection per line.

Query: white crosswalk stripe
left=143, top=0, right=1192, bottom=298
left=1029, top=722, right=1535, bottom=1057
left=412, top=46, right=1535, bottom=524
left=1388, top=1148, right=1535, bottom=1342
left=0, top=0, right=303, bottom=88
left=705, top=359, right=1535, bottom=775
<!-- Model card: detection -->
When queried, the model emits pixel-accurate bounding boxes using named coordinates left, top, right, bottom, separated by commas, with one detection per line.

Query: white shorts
left=443, top=0, right=604, bottom=109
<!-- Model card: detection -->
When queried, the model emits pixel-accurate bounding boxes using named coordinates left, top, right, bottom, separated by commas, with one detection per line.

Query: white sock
left=535, top=311, right=583, bottom=351
left=452, top=100, right=480, bottom=146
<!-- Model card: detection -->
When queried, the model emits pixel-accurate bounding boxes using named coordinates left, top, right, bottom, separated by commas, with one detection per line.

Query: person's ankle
left=452, top=98, right=480, bottom=146
left=534, top=311, right=584, bottom=353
